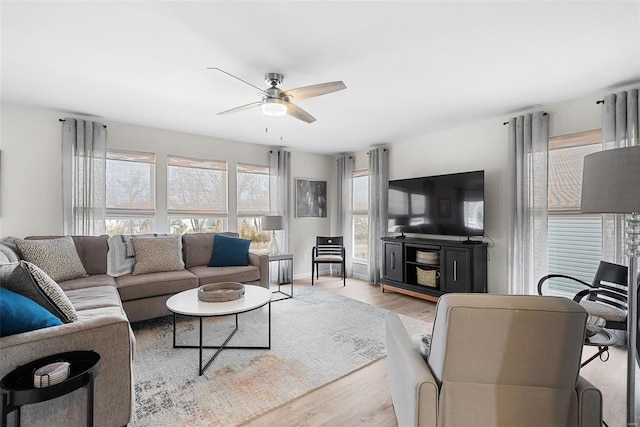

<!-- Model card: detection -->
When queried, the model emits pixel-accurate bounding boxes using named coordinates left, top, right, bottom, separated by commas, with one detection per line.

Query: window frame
left=166, top=155, right=228, bottom=233
left=546, top=128, right=603, bottom=297
left=236, top=163, right=271, bottom=251
left=105, top=149, right=156, bottom=235
left=352, top=168, right=369, bottom=263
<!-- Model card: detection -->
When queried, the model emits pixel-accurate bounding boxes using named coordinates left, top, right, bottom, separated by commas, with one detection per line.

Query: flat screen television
left=387, top=170, right=484, bottom=237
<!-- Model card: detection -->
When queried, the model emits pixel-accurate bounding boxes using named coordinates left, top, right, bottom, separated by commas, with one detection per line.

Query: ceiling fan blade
left=207, top=67, right=269, bottom=97
left=217, top=101, right=261, bottom=116
left=282, top=81, right=346, bottom=102
left=286, top=102, right=316, bottom=123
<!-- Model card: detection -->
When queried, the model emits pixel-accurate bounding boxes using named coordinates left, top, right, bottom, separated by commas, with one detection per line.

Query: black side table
left=582, top=328, right=618, bottom=367
left=268, top=253, right=294, bottom=300
left=1, top=351, right=101, bottom=427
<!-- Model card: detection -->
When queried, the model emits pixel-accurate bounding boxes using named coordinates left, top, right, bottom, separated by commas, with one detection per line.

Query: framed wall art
left=296, top=179, right=327, bottom=218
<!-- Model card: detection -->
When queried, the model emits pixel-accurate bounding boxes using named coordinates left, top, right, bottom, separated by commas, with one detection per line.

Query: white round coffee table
left=166, top=284, right=271, bottom=376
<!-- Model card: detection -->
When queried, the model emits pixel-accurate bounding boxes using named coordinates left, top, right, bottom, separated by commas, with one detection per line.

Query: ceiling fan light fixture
left=261, top=98, right=287, bottom=117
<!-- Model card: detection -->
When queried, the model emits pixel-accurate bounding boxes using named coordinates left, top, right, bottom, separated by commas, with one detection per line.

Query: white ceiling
left=2, top=1, right=639, bottom=155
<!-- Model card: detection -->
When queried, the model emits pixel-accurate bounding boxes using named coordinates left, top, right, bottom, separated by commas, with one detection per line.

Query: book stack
left=33, top=361, right=70, bottom=388
left=416, top=251, right=438, bottom=264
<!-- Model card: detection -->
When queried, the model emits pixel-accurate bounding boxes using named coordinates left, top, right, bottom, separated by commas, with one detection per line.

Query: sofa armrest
left=386, top=312, right=439, bottom=427
left=0, top=313, right=134, bottom=427
left=576, top=375, right=603, bottom=427
left=249, top=251, right=269, bottom=288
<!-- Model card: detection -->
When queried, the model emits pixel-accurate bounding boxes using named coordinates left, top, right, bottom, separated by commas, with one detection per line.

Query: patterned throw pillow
left=16, top=237, right=88, bottom=282
left=0, top=261, right=78, bottom=323
left=131, top=236, right=185, bottom=276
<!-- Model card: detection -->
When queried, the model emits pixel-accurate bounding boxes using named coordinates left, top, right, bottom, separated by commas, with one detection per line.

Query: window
left=547, top=129, right=603, bottom=296
left=236, top=163, right=270, bottom=250
left=352, top=169, right=369, bottom=262
left=105, top=150, right=155, bottom=235
left=167, top=155, right=227, bottom=234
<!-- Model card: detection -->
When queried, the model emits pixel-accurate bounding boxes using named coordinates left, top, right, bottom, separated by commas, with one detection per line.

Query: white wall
left=0, top=104, right=335, bottom=278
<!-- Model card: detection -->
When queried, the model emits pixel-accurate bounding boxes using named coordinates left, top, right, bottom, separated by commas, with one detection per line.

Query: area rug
left=130, top=285, right=430, bottom=426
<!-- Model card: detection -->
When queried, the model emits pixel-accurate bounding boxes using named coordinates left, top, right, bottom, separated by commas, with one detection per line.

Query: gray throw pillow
left=0, top=261, right=78, bottom=323
left=16, top=236, right=88, bottom=282
left=131, top=236, right=185, bottom=276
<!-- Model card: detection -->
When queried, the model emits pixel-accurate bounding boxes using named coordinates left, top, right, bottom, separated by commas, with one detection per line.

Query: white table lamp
left=262, top=215, right=284, bottom=255
left=581, top=145, right=640, bottom=426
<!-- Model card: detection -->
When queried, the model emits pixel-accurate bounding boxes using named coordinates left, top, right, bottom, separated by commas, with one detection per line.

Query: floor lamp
left=261, top=215, right=283, bottom=255
left=581, top=145, right=640, bottom=427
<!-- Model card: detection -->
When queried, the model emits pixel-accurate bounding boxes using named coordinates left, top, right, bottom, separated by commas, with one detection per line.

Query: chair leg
left=343, top=261, right=346, bottom=286
left=311, top=261, right=314, bottom=286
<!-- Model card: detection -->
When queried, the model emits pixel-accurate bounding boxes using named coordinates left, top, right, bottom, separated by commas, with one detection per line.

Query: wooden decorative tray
left=198, top=282, right=245, bottom=302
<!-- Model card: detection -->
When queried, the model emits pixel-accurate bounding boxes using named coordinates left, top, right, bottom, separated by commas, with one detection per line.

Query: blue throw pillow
left=208, top=234, right=251, bottom=267
left=0, top=287, right=63, bottom=337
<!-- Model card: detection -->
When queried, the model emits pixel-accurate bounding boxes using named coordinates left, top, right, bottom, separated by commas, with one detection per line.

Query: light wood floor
left=244, top=278, right=628, bottom=427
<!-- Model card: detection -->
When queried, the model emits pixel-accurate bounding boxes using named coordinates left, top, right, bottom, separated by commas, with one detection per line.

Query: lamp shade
left=262, top=215, right=284, bottom=231
left=581, top=145, right=640, bottom=214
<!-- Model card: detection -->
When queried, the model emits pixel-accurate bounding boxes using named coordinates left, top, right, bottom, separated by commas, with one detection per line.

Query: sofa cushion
left=188, top=265, right=260, bottom=285
left=0, top=287, right=63, bottom=337
left=0, top=261, right=78, bottom=323
left=116, top=269, right=198, bottom=302
left=17, top=236, right=88, bottom=282
left=70, top=235, right=109, bottom=275
left=65, top=286, right=124, bottom=311
left=57, top=274, right=117, bottom=292
left=208, top=234, right=251, bottom=267
left=132, top=236, right=184, bottom=275
left=182, top=232, right=239, bottom=268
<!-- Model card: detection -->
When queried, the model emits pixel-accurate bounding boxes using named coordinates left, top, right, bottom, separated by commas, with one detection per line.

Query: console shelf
left=380, top=237, right=487, bottom=302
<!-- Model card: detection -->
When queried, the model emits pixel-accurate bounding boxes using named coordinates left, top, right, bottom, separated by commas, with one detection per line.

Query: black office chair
left=311, top=236, right=346, bottom=286
left=538, top=260, right=628, bottom=332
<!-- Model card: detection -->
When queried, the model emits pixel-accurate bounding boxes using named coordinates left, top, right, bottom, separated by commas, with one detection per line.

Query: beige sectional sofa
left=0, top=232, right=269, bottom=427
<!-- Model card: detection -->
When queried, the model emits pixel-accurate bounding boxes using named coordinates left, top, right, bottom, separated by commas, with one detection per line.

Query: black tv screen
left=387, top=170, right=484, bottom=237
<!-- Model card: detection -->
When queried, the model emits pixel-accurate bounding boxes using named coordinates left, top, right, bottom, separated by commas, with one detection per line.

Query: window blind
left=106, top=150, right=156, bottom=214
left=167, top=155, right=227, bottom=215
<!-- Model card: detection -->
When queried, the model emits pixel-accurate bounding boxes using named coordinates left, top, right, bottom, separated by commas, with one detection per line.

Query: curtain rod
left=59, top=118, right=107, bottom=128
left=502, top=112, right=548, bottom=126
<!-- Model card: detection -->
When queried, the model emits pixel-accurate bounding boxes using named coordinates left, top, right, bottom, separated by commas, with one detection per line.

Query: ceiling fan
left=208, top=67, right=346, bottom=123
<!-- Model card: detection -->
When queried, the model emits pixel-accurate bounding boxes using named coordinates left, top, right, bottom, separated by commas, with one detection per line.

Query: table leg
left=199, top=315, right=239, bottom=376
left=87, top=373, right=94, bottom=427
left=172, top=313, right=177, bottom=348
left=581, top=345, right=610, bottom=367
left=1, top=393, right=8, bottom=427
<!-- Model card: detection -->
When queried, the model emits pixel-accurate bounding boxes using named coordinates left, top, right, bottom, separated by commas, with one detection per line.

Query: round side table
left=1, top=350, right=100, bottom=427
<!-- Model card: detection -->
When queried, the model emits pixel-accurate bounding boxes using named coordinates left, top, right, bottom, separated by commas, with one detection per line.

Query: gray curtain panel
left=62, top=118, right=106, bottom=236
left=269, top=149, right=292, bottom=284
left=337, top=154, right=354, bottom=278
left=602, top=89, right=639, bottom=265
left=367, top=147, right=389, bottom=284
left=507, top=112, right=549, bottom=294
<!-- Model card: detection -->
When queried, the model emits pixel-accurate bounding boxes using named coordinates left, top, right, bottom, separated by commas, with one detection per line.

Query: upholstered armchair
left=386, top=294, right=602, bottom=427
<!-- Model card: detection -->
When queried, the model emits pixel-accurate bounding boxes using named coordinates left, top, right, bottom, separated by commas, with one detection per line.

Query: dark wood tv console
left=380, top=237, right=487, bottom=302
